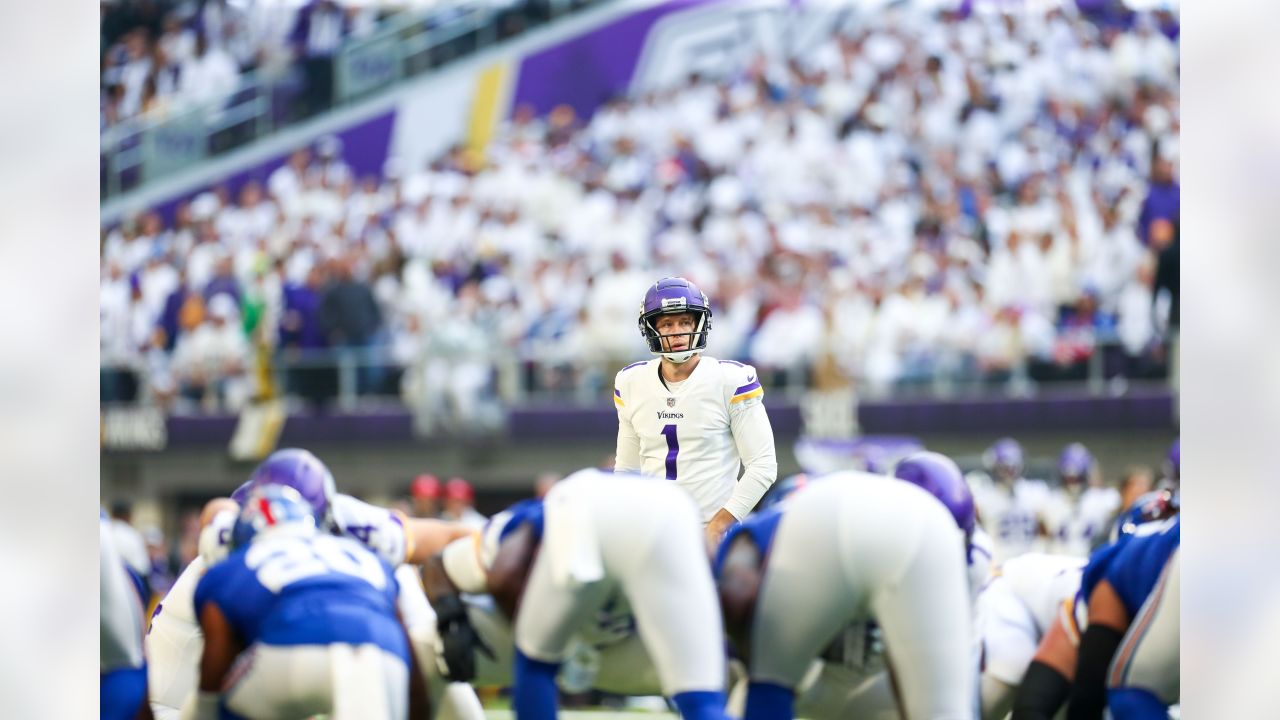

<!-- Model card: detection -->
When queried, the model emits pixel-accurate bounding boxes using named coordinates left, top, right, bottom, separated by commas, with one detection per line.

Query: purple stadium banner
left=511, top=0, right=725, bottom=121
left=151, top=390, right=1175, bottom=449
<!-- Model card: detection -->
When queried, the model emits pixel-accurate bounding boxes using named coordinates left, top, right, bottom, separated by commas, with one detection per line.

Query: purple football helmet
left=894, top=451, right=976, bottom=536
left=638, top=277, right=712, bottom=363
left=245, top=448, right=336, bottom=523
left=1058, top=443, right=1093, bottom=486
left=983, top=437, right=1023, bottom=481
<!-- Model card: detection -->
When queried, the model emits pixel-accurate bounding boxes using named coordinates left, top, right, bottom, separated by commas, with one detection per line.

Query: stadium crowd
left=101, top=1, right=1180, bottom=414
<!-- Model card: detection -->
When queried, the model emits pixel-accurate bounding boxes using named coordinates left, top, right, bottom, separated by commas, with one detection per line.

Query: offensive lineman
left=194, top=485, right=426, bottom=719
left=738, top=453, right=994, bottom=720
left=717, top=473, right=974, bottom=720
left=424, top=469, right=729, bottom=720
left=145, top=448, right=476, bottom=719
left=976, top=552, right=1086, bottom=719
left=614, top=277, right=777, bottom=549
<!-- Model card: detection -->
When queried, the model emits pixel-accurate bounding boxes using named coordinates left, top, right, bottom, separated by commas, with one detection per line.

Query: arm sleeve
left=723, top=396, right=778, bottom=520
left=613, top=379, right=641, bottom=473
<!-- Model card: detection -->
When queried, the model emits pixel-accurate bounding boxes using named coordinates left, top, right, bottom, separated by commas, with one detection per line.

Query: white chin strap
left=658, top=349, right=699, bottom=364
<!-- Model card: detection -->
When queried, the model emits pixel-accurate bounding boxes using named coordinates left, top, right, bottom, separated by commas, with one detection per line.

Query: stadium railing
left=100, top=0, right=610, bottom=200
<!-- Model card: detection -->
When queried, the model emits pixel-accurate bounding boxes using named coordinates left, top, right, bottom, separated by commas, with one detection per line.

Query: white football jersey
left=977, top=552, right=1085, bottom=686
left=970, top=475, right=1051, bottom=562
left=613, top=356, right=777, bottom=521
left=1041, top=486, right=1122, bottom=557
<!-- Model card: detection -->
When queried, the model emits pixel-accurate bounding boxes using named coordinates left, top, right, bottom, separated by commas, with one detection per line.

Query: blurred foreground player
left=975, top=552, right=1085, bottom=720
left=751, top=453, right=992, bottom=720
left=146, top=448, right=473, bottom=719
left=102, top=510, right=154, bottom=720
left=1068, top=517, right=1180, bottom=720
left=425, top=469, right=728, bottom=720
left=193, top=485, right=427, bottom=719
left=716, top=473, right=973, bottom=720
left=614, top=276, right=777, bottom=549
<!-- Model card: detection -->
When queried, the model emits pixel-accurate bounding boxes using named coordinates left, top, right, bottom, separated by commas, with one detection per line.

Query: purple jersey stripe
left=614, top=388, right=622, bottom=398
left=719, top=360, right=746, bottom=367
left=734, top=380, right=762, bottom=396
left=620, top=361, right=647, bottom=372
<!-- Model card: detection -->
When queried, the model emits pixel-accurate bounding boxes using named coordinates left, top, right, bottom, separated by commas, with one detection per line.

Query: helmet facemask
left=641, top=308, right=710, bottom=364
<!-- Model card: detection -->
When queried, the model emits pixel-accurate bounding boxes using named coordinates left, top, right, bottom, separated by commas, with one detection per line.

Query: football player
left=614, top=277, right=778, bottom=549
left=1010, top=501, right=1179, bottom=720
left=424, top=469, right=728, bottom=720
left=975, top=552, right=1086, bottom=719
left=740, top=453, right=993, bottom=720
left=1040, top=444, right=1121, bottom=557
left=146, top=448, right=474, bottom=719
left=102, top=510, right=154, bottom=720
left=193, top=485, right=427, bottom=719
left=970, top=438, right=1051, bottom=562
left=1068, top=517, right=1180, bottom=719
left=717, top=472, right=974, bottom=720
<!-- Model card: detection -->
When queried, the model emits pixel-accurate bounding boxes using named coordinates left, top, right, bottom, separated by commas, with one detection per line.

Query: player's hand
left=705, top=508, right=738, bottom=555
left=435, top=593, right=494, bottom=682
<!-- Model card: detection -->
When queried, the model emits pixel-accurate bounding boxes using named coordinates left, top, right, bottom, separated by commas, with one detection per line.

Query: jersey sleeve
left=331, top=494, right=410, bottom=566
left=722, top=363, right=778, bottom=519
left=613, top=369, right=641, bottom=473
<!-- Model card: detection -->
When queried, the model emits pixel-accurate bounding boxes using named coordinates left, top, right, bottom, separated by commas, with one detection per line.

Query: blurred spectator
left=290, top=0, right=348, bottom=117
left=171, top=294, right=250, bottom=410
left=410, top=474, right=441, bottom=518
left=108, top=502, right=151, bottom=584
left=441, top=477, right=486, bottom=529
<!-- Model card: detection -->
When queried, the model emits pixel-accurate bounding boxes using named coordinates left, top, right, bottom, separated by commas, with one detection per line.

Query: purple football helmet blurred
left=983, top=437, right=1023, bottom=481
left=1058, top=443, right=1093, bottom=486
left=894, top=451, right=976, bottom=536
left=1166, top=438, right=1180, bottom=483
left=638, top=277, right=712, bottom=363
left=245, top=448, right=336, bottom=523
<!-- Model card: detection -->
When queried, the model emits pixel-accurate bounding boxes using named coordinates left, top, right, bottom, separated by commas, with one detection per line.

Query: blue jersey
left=1083, top=516, right=1180, bottom=619
left=194, top=532, right=409, bottom=664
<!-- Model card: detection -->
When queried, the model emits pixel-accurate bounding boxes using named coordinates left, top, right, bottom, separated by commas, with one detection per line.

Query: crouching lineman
left=1011, top=496, right=1179, bottom=720
left=146, top=448, right=477, bottom=719
left=424, top=468, right=728, bottom=720
left=716, top=471, right=974, bottom=720
left=753, top=453, right=993, bottom=720
left=1068, top=516, right=1180, bottom=720
left=193, top=485, right=427, bottom=719
left=975, top=552, right=1086, bottom=719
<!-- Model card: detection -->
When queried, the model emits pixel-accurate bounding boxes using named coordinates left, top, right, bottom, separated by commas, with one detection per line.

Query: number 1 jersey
left=613, top=357, right=776, bottom=522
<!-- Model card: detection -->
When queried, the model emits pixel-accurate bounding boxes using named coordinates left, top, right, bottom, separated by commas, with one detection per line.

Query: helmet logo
left=661, top=297, right=687, bottom=309
left=666, top=397, right=676, bottom=408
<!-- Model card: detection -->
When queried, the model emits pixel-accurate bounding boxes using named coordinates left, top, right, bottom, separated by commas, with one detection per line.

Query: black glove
left=435, top=594, right=493, bottom=682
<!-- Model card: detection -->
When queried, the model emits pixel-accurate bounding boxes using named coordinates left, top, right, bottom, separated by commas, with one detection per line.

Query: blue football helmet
left=638, top=277, right=712, bottom=364
left=231, top=485, right=318, bottom=549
